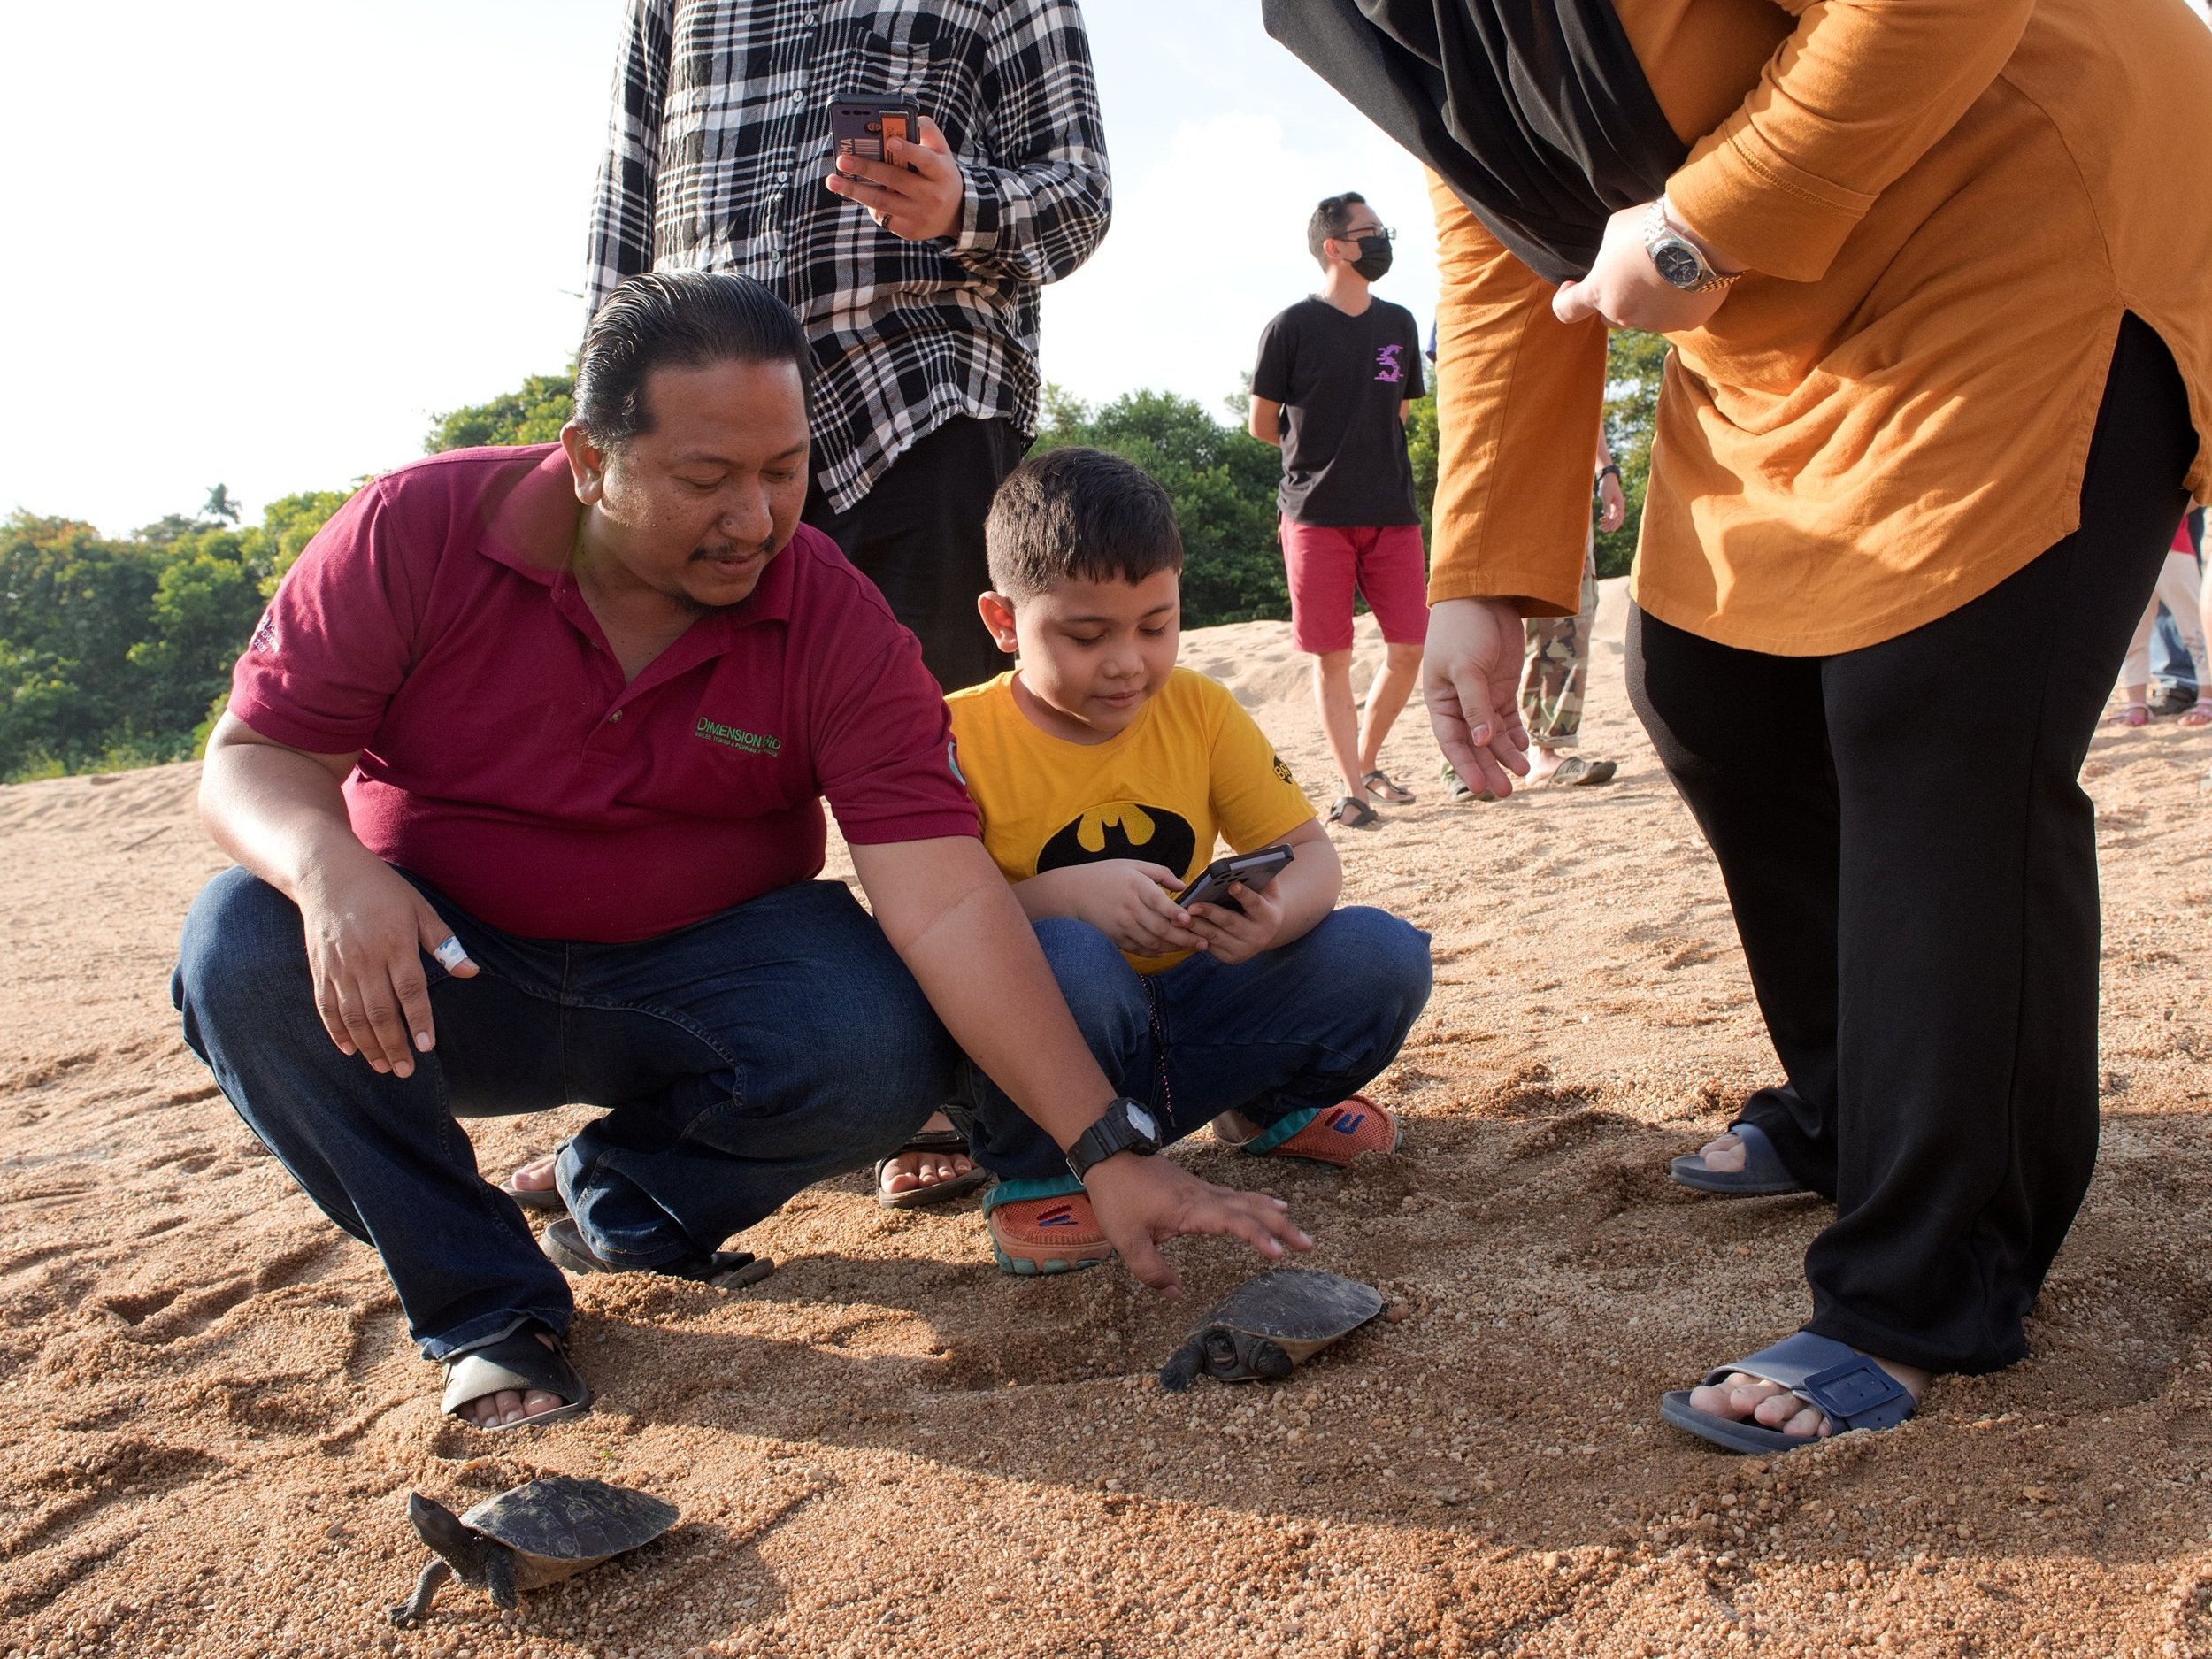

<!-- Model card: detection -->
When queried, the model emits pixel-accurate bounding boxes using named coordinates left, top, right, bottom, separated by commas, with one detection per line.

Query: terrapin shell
left=461, top=1476, right=678, bottom=1563
left=1156, top=1269, right=1384, bottom=1389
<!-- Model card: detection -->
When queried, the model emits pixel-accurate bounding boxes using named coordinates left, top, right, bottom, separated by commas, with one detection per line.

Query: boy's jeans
left=173, top=867, right=954, bottom=1361
left=953, top=907, right=1432, bottom=1194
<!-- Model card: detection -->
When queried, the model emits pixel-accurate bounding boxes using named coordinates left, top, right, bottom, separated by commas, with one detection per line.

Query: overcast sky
left=0, top=1, right=1440, bottom=536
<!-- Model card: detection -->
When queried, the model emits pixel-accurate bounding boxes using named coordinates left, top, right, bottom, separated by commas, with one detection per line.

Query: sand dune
left=4, top=588, right=2211, bottom=1657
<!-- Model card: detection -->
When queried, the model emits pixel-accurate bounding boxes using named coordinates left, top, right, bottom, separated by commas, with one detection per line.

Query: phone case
left=1176, top=845, right=1295, bottom=912
left=830, top=102, right=920, bottom=163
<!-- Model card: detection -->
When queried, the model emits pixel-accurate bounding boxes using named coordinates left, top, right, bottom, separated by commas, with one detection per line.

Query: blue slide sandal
left=1660, top=1331, right=1916, bottom=1455
left=1667, top=1121, right=1805, bottom=1196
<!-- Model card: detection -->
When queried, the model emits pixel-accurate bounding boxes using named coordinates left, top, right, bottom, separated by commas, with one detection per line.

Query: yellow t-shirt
left=945, top=667, right=1317, bottom=973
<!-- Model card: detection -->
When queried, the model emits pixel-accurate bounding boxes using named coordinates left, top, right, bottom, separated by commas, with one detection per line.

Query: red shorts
left=1279, top=518, right=1429, bottom=654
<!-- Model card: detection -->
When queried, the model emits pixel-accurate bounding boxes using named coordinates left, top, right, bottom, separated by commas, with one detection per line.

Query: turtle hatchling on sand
left=1157, top=1268, right=1385, bottom=1391
left=388, top=1476, right=679, bottom=1625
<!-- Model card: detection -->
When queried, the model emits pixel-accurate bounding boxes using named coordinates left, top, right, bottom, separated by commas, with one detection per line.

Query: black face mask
left=1350, top=235, right=1394, bottom=281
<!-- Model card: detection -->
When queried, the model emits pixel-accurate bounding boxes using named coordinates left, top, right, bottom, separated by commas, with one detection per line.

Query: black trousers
left=1628, top=313, right=2193, bottom=1375
left=803, top=414, right=1025, bottom=693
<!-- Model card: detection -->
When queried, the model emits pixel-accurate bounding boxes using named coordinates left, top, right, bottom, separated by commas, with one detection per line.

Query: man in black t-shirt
left=1249, top=193, right=1431, bottom=830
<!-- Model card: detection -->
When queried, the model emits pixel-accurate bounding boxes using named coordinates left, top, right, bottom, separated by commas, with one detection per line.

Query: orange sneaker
left=1223, top=1097, right=1401, bottom=1169
left=986, top=1189, right=1116, bottom=1276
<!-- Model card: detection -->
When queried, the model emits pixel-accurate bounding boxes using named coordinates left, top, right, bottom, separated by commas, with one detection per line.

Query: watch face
left=1125, top=1103, right=1159, bottom=1143
left=1650, top=238, right=1705, bottom=289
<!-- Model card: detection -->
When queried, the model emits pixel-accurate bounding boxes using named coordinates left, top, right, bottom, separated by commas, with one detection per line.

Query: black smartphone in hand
left=1175, top=843, right=1296, bottom=915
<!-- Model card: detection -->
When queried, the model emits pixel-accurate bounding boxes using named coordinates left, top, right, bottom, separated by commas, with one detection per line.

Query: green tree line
left=0, top=331, right=1663, bottom=782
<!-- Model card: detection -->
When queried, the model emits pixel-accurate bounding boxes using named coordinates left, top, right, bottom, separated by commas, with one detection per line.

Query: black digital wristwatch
left=1066, top=1097, right=1164, bottom=1183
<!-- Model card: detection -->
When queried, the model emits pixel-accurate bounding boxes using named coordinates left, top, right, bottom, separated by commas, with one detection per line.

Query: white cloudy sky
left=0, top=1, right=1438, bottom=535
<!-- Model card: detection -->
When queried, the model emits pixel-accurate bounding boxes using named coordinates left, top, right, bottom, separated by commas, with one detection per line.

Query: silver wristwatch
left=1642, top=197, right=1740, bottom=294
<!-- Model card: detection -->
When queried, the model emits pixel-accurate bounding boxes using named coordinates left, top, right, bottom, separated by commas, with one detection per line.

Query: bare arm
left=200, top=712, right=477, bottom=1077
left=852, top=835, right=1310, bottom=1293
left=1594, top=425, right=1626, bottom=534
left=1248, top=396, right=1285, bottom=447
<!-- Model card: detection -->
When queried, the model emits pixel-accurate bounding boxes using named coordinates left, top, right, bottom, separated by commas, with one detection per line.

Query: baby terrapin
left=388, top=1475, right=678, bottom=1625
left=1157, top=1268, right=1385, bottom=1391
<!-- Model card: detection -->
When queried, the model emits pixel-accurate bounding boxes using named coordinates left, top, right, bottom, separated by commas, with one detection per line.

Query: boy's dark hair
left=574, top=272, right=810, bottom=448
left=986, top=447, right=1185, bottom=601
left=1307, top=192, right=1368, bottom=269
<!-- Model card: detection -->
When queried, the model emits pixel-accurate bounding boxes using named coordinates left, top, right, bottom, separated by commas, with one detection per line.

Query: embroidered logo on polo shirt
left=695, top=717, right=783, bottom=756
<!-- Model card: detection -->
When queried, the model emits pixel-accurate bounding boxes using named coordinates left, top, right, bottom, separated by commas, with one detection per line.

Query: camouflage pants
left=1520, top=551, right=1600, bottom=748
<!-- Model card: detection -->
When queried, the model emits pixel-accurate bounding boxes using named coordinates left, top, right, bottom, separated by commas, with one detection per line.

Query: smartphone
left=829, top=100, right=921, bottom=164
left=1175, top=843, right=1296, bottom=914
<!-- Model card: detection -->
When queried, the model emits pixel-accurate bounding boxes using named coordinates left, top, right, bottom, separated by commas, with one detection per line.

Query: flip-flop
left=2103, top=704, right=2150, bottom=728
left=876, top=1128, right=992, bottom=1210
left=1362, top=770, right=1417, bottom=804
left=1440, top=764, right=1494, bottom=805
left=1660, top=1331, right=1916, bottom=1455
left=440, top=1324, right=592, bottom=1432
left=1327, top=795, right=1380, bottom=829
left=1667, top=1121, right=1805, bottom=1196
left=1217, top=1097, right=1401, bottom=1167
left=541, top=1217, right=775, bottom=1290
left=497, top=1141, right=570, bottom=1212
left=1539, top=755, right=1617, bottom=787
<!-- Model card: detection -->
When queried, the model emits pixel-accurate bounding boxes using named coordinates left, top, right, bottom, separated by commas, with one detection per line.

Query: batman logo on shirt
left=1037, top=803, right=1198, bottom=877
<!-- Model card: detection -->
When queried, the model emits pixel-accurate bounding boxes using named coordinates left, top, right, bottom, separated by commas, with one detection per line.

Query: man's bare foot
left=876, top=1110, right=975, bottom=1200
left=457, top=1331, right=570, bottom=1429
left=1526, top=746, right=1565, bottom=786
left=1212, top=1109, right=1263, bottom=1144
left=1686, top=1355, right=1930, bottom=1440
left=1690, top=1130, right=1748, bottom=1174
left=508, top=1151, right=558, bottom=1194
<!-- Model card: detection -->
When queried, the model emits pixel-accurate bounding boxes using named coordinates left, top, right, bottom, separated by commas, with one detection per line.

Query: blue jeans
left=952, top=907, right=1432, bottom=1194
left=173, top=868, right=954, bottom=1360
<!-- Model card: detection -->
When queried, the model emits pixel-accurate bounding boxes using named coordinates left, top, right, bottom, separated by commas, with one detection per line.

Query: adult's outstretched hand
left=1082, top=1152, right=1311, bottom=1299
left=298, top=853, right=477, bottom=1078
left=1424, top=597, right=1533, bottom=799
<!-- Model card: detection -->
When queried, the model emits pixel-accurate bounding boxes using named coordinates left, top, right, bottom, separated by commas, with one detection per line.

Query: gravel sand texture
left=4, top=585, right=2212, bottom=1658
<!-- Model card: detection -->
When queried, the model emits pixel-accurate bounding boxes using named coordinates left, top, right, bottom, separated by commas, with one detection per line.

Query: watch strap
left=1643, top=198, right=1741, bottom=294
left=1066, top=1097, right=1162, bottom=1183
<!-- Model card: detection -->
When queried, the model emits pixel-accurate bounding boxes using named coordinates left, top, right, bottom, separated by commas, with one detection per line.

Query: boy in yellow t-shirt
left=948, top=447, right=1433, bottom=1274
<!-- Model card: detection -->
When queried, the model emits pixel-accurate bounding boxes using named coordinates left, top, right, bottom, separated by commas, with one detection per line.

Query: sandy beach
left=4, top=580, right=2211, bottom=1658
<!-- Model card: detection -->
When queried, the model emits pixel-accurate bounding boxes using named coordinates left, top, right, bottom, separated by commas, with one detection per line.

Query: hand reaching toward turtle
left=1083, top=1153, right=1311, bottom=1298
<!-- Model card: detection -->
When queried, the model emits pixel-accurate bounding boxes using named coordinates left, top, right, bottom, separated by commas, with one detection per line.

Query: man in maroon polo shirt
left=173, top=274, right=1309, bottom=1433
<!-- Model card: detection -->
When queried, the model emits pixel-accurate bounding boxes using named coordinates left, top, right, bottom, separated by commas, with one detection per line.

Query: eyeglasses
left=1340, top=224, right=1394, bottom=242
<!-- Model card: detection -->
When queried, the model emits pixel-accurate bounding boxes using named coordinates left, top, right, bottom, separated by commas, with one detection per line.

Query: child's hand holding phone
left=1020, top=860, right=1202, bottom=958
left=1185, top=878, right=1286, bottom=965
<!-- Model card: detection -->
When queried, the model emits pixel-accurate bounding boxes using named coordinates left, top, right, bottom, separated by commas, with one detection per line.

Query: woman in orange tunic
left=1271, top=0, right=2212, bottom=1452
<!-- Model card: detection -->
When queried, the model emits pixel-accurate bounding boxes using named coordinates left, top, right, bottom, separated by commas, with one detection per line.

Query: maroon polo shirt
left=229, top=443, right=978, bottom=942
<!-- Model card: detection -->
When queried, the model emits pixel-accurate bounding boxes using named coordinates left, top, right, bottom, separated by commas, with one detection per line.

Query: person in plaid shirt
left=585, top=0, right=1111, bottom=694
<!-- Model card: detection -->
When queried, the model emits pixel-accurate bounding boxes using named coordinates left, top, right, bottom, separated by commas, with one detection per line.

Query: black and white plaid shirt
left=587, top=0, right=1111, bottom=513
